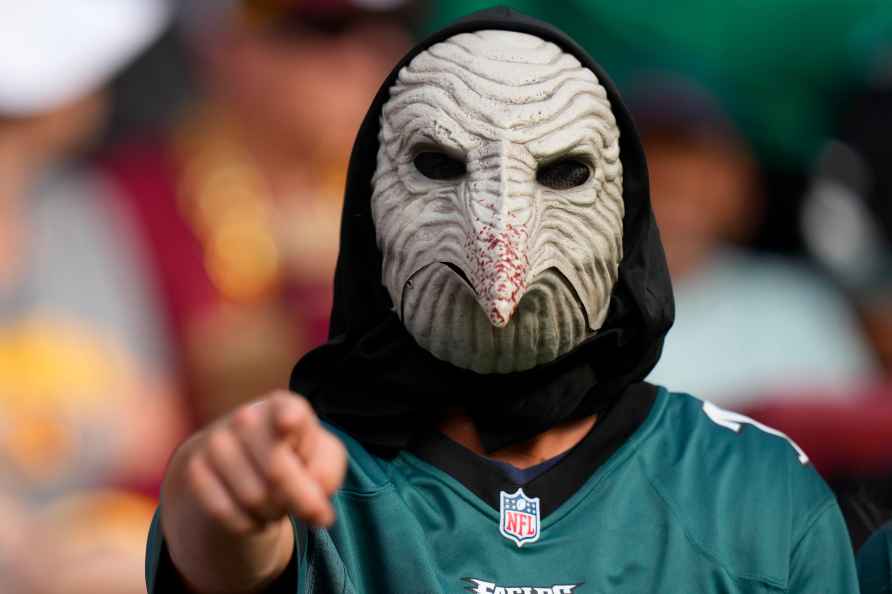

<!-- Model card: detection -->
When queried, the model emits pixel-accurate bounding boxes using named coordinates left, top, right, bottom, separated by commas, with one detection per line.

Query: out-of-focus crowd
left=0, top=1, right=890, bottom=592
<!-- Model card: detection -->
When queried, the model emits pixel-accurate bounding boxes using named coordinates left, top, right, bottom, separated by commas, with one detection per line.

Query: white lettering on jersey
left=702, top=401, right=809, bottom=464
left=464, top=578, right=582, bottom=594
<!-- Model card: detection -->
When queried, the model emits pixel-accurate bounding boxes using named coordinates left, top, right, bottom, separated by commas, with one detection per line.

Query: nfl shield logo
left=499, top=488, right=540, bottom=547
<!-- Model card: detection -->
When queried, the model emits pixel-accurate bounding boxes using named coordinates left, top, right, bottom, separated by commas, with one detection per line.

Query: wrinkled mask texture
left=372, top=30, right=624, bottom=373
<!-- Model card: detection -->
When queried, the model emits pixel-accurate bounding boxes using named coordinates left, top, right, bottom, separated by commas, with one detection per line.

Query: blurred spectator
left=102, top=0, right=414, bottom=426
left=636, top=76, right=876, bottom=407
left=18, top=489, right=157, bottom=594
left=0, top=1, right=184, bottom=592
left=857, top=520, right=892, bottom=593
left=802, top=86, right=892, bottom=377
left=747, top=79, right=892, bottom=549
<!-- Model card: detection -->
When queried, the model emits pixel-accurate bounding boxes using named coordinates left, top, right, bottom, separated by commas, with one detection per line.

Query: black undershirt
left=408, top=382, right=659, bottom=518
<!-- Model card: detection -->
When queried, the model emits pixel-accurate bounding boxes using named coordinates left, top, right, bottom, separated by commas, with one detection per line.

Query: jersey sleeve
left=857, top=522, right=892, bottom=594
left=145, top=508, right=300, bottom=594
left=787, top=498, right=860, bottom=594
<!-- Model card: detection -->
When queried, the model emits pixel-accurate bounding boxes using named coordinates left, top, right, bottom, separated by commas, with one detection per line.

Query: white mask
left=372, top=30, right=624, bottom=374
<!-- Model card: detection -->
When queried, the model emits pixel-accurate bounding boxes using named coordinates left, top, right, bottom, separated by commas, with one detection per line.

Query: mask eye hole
left=414, top=151, right=466, bottom=180
left=536, top=158, right=591, bottom=190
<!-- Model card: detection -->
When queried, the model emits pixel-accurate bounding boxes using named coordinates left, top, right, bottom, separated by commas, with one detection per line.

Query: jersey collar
left=405, top=382, right=661, bottom=519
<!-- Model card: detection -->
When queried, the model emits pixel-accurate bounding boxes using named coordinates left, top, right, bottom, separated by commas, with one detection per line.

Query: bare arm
left=159, top=392, right=347, bottom=594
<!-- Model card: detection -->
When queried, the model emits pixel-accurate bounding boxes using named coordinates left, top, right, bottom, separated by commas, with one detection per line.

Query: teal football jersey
left=147, top=386, right=858, bottom=593
left=857, top=521, right=892, bottom=594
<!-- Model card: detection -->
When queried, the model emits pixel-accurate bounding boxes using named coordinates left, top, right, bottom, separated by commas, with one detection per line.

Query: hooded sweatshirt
left=290, top=6, right=674, bottom=453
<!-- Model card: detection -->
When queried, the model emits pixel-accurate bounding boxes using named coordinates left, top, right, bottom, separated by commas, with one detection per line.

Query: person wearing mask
left=148, top=9, right=857, bottom=593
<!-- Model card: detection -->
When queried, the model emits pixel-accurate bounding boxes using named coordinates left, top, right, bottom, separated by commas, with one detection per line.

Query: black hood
left=290, top=6, right=674, bottom=453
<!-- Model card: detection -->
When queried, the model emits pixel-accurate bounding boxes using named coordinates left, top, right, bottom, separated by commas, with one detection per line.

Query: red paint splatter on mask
left=467, top=218, right=529, bottom=327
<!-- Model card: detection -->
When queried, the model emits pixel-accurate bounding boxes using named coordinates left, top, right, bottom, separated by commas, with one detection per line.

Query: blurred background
left=0, top=0, right=890, bottom=591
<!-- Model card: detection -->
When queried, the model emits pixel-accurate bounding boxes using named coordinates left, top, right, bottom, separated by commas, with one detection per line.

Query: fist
left=172, top=391, right=347, bottom=534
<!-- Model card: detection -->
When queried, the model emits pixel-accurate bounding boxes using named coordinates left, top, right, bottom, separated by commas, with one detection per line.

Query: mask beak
left=450, top=141, right=535, bottom=328
left=469, top=219, right=529, bottom=328
left=463, top=143, right=532, bottom=328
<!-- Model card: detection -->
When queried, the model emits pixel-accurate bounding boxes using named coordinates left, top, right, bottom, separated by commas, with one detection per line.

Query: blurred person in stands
left=102, top=0, right=414, bottom=426
left=748, top=80, right=892, bottom=549
left=634, top=75, right=876, bottom=408
left=858, top=519, right=892, bottom=594
left=0, top=2, right=184, bottom=593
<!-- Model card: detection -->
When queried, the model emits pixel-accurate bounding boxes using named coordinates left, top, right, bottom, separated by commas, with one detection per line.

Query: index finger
left=269, top=392, right=318, bottom=452
left=269, top=392, right=345, bottom=495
